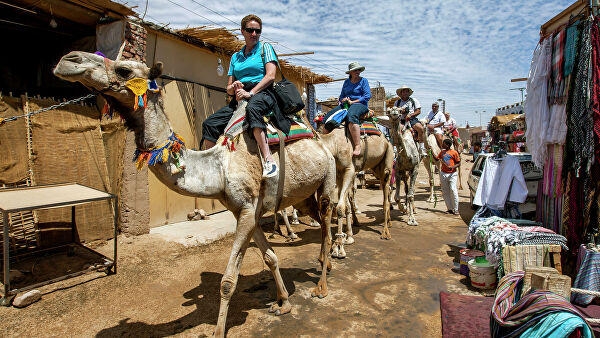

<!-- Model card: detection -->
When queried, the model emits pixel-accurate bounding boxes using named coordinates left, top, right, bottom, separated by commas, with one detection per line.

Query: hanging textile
left=525, top=36, right=552, bottom=168
left=564, top=20, right=581, bottom=77
left=565, top=19, right=593, bottom=177
left=550, top=28, right=567, bottom=104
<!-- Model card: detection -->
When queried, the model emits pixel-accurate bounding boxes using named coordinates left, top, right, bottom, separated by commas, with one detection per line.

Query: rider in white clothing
left=426, top=102, right=446, bottom=148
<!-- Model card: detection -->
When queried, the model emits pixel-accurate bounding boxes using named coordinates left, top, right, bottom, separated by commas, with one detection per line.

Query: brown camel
left=318, top=123, right=394, bottom=247
left=53, top=51, right=337, bottom=337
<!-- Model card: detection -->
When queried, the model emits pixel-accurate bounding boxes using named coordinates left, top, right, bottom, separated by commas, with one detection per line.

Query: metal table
left=0, top=183, right=117, bottom=305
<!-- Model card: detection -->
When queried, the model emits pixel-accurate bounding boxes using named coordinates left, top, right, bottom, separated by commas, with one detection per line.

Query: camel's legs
left=295, top=197, right=333, bottom=277
left=374, top=156, right=393, bottom=240
left=332, top=165, right=355, bottom=258
left=252, top=227, right=292, bottom=315
left=215, top=208, right=256, bottom=338
left=406, top=166, right=419, bottom=226
left=423, top=153, right=437, bottom=203
left=271, top=209, right=298, bottom=240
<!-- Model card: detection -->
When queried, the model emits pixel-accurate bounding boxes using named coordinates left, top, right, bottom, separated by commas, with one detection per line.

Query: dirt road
left=1, top=160, right=483, bottom=337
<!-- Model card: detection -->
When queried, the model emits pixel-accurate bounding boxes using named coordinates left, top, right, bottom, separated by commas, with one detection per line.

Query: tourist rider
left=200, top=14, right=290, bottom=178
left=426, top=102, right=446, bottom=148
left=395, top=85, right=427, bottom=156
left=322, top=61, right=371, bottom=156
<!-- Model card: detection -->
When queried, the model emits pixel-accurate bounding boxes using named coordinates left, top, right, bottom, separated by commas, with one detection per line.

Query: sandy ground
left=1, top=159, right=490, bottom=337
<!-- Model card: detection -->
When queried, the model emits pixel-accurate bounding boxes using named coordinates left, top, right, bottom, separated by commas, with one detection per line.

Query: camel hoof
left=345, top=236, right=355, bottom=245
left=408, top=220, right=418, bottom=226
left=289, top=233, right=298, bottom=240
left=269, top=233, right=276, bottom=239
left=269, top=301, right=292, bottom=316
left=331, top=245, right=339, bottom=258
left=337, top=245, right=346, bottom=258
left=291, top=220, right=300, bottom=225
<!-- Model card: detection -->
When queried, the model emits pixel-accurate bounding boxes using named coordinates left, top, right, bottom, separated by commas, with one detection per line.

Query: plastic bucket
left=468, top=258, right=497, bottom=289
left=459, top=249, right=484, bottom=277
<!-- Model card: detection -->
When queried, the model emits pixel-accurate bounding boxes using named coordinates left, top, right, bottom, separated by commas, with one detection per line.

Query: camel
left=53, top=51, right=337, bottom=338
left=380, top=107, right=421, bottom=226
left=318, top=122, right=394, bottom=245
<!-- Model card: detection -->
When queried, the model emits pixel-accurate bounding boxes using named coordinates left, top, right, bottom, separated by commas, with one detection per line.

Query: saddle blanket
left=360, top=120, right=382, bottom=136
left=266, top=119, right=315, bottom=145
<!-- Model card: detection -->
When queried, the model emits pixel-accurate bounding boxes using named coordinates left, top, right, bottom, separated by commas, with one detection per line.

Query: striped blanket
left=267, top=118, right=314, bottom=145
left=572, top=244, right=600, bottom=305
left=491, top=271, right=593, bottom=337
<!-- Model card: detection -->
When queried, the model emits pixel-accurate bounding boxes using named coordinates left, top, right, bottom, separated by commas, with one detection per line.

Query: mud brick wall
left=121, top=21, right=146, bottom=62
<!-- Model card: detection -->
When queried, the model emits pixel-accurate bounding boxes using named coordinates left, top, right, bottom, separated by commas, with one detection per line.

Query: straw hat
left=345, top=61, right=365, bottom=74
left=396, top=85, right=413, bottom=97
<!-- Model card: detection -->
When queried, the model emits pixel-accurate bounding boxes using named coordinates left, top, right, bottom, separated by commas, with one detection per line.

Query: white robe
left=473, top=155, right=528, bottom=210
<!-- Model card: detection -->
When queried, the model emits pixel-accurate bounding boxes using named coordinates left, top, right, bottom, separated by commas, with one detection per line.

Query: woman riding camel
left=200, top=14, right=289, bottom=178
left=323, top=61, right=371, bottom=156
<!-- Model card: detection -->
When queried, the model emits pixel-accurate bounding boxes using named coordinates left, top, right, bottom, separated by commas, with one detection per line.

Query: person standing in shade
left=395, top=85, right=426, bottom=156
left=200, top=14, right=289, bottom=178
left=437, top=138, right=461, bottom=215
left=323, top=61, right=371, bottom=156
left=426, top=102, right=446, bottom=148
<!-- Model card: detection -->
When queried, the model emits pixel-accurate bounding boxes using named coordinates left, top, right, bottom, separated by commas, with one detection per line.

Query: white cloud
left=116, top=0, right=573, bottom=126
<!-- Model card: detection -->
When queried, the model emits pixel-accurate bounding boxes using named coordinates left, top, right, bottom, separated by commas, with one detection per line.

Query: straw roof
left=176, top=27, right=333, bottom=84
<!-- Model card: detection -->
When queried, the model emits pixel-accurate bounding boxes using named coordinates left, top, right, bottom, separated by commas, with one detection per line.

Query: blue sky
left=115, top=0, right=573, bottom=126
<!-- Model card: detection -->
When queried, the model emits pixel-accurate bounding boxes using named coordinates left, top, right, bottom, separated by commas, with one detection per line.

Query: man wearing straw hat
left=395, top=85, right=427, bottom=156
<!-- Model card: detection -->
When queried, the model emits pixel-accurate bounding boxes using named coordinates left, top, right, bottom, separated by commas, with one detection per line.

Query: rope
left=0, top=94, right=96, bottom=126
left=571, top=288, right=600, bottom=323
left=571, top=287, right=600, bottom=296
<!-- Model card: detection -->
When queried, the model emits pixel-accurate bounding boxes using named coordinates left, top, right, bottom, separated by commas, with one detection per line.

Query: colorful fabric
left=552, top=29, right=566, bottom=84
left=267, top=119, right=314, bottom=145
left=467, top=209, right=568, bottom=268
left=571, top=244, right=600, bottom=306
left=360, top=120, right=382, bottom=136
left=133, top=132, right=185, bottom=170
left=491, top=272, right=593, bottom=338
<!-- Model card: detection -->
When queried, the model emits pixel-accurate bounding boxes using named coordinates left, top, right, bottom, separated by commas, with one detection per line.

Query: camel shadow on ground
left=94, top=267, right=321, bottom=337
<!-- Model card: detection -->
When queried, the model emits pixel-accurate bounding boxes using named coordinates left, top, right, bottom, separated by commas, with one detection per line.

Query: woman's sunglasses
left=244, top=27, right=262, bottom=34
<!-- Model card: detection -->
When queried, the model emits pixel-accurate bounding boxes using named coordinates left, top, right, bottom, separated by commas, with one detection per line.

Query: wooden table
left=0, top=183, right=117, bottom=305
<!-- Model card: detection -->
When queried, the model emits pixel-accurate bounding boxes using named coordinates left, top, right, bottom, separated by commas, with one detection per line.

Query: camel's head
left=386, top=106, right=405, bottom=122
left=54, top=51, right=163, bottom=112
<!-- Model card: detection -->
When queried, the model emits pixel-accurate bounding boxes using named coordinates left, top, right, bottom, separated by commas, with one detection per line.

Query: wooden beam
left=510, top=78, right=527, bottom=82
left=278, top=52, right=314, bottom=57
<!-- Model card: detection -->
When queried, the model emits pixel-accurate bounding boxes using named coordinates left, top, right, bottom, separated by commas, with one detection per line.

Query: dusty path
left=1, top=160, right=485, bottom=337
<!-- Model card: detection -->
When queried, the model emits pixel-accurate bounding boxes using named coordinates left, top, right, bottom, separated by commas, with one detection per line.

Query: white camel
left=381, top=107, right=421, bottom=226
left=53, top=51, right=337, bottom=338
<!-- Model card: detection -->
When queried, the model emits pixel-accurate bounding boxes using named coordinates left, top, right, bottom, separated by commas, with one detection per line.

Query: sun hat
left=396, top=85, right=413, bottom=97
left=345, top=61, right=365, bottom=74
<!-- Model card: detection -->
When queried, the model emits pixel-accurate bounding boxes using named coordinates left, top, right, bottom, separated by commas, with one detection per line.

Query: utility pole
left=437, top=98, right=445, bottom=113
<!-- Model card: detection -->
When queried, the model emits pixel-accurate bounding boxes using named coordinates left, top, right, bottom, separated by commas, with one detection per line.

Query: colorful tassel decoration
left=132, top=132, right=186, bottom=170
